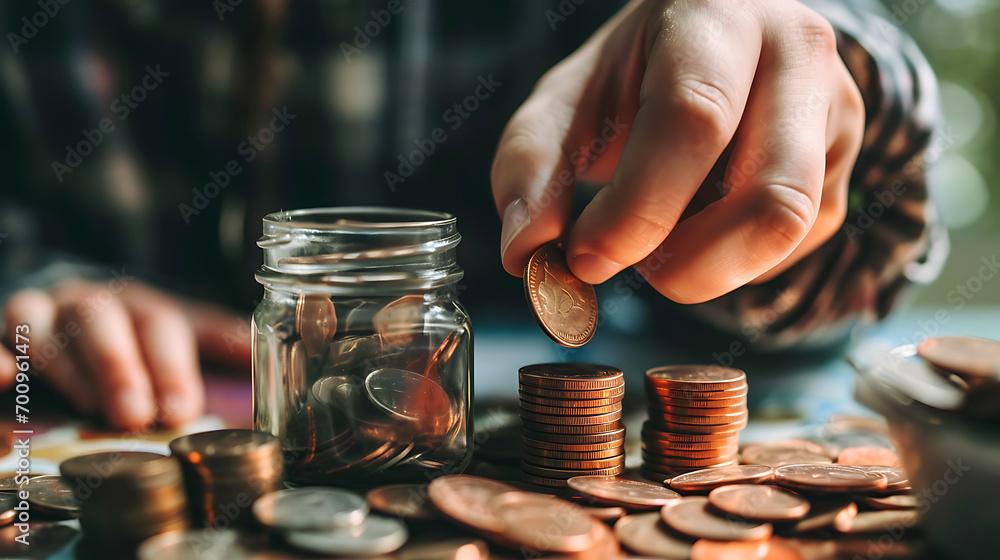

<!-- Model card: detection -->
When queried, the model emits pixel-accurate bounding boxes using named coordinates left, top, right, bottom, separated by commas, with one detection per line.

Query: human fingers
left=567, top=5, right=762, bottom=284
left=4, top=289, right=97, bottom=413
left=51, top=282, right=156, bottom=430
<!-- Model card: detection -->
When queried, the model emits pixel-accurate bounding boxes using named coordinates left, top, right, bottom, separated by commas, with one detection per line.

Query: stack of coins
left=169, top=429, right=284, bottom=529
left=518, top=363, right=626, bottom=487
left=59, top=452, right=189, bottom=551
left=641, top=365, right=748, bottom=480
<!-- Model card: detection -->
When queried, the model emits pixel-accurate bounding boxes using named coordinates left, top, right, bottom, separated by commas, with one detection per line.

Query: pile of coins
left=641, top=365, right=749, bottom=480
left=59, top=451, right=189, bottom=551
left=518, top=363, right=626, bottom=487
left=169, top=429, right=284, bottom=528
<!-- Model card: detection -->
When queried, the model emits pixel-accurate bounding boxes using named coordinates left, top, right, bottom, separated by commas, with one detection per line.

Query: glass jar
left=252, top=207, right=473, bottom=487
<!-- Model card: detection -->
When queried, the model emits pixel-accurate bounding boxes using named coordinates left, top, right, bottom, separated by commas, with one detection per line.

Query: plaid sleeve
left=688, top=0, right=947, bottom=351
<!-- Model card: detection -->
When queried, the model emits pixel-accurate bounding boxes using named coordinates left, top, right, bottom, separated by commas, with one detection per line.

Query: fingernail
left=115, top=387, right=153, bottom=428
left=571, top=253, right=621, bottom=284
left=500, top=198, right=530, bottom=260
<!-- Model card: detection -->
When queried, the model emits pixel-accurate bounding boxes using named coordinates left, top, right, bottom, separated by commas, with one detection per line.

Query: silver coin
left=252, top=488, right=368, bottom=531
left=22, top=475, right=80, bottom=518
left=137, top=530, right=252, bottom=560
left=365, top=368, right=450, bottom=422
left=284, top=515, right=407, bottom=556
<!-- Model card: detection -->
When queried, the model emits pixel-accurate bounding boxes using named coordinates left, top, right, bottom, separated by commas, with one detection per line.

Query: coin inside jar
left=252, top=488, right=368, bottom=531
left=660, top=496, right=772, bottom=541
left=707, top=484, right=811, bottom=521
left=490, top=492, right=595, bottom=553
left=296, top=292, right=337, bottom=357
left=523, top=245, right=598, bottom=348
left=567, top=476, right=680, bottom=508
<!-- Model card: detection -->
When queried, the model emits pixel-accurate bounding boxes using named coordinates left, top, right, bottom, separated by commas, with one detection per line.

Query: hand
left=492, top=0, right=864, bottom=303
left=0, top=280, right=251, bottom=430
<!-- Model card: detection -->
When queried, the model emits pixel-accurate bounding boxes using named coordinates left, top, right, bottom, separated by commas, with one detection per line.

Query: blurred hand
left=493, top=0, right=864, bottom=303
left=0, top=280, right=252, bottom=430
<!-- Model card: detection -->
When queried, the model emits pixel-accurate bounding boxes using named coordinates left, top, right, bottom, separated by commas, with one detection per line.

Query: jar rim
left=262, top=207, right=455, bottom=233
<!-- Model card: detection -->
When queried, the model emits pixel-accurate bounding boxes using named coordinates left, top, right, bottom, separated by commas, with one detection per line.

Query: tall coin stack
left=641, top=365, right=748, bottom=481
left=59, top=451, right=189, bottom=552
left=169, top=429, right=284, bottom=529
left=519, top=363, right=626, bottom=488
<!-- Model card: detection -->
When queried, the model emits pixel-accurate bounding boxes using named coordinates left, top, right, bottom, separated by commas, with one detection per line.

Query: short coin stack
left=519, top=363, right=626, bottom=487
left=641, top=365, right=748, bottom=480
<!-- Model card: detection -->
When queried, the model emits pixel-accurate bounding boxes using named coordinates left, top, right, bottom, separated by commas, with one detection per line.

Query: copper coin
left=373, top=294, right=424, bottom=349
left=708, top=484, right=810, bottom=521
left=518, top=363, right=622, bottom=390
left=652, top=397, right=747, bottom=410
left=22, top=475, right=79, bottom=519
left=916, top=335, right=1000, bottom=379
left=520, top=462, right=624, bottom=480
left=641, top=444, right=739, bottom=460
left=296, top=292, right=337, bottom=356
left=523, top=428, right=626, bottom=445
left=690, top=538, right=802, bottom=560
left=642, top=453, right=740, bottom=469
left=520, top=474, right=574, bottom=488
left=520, top=409, right=623, bottom=426
left=521, top=419, right=623, bottom=435
left=646, top=365, right=747, bottom=391
left=773, top=464, right=887, bottom=493
left=522, top=454, right=625, bottom=470
left=613, top=512, right=693, bottom=559
left=0, top=495, right=15, bottom=526
left=853, top=466, right=910, bottom=493
left=646, top=418, right=747, bottom=434
left=857, top=494, right=918, bottom=510
left=580, top=506, right=627, bottom=520
left=520, top=400, right=621, bottom=416
left=523, top=437, right=625, bottom=453
left=649, top=409, right=748, bottom=426
left=523, top=245, right=599, bottom=348
left=520, top=392, right=624, bottom=407
left=782, top=498, right=857, bottom=534
left=427, top=475, right=518, bottom=533
left=836, top=446, right=900, bottom=468
left=660, top=496, right=772, bottom=541
left=741, top=440, right=833, bottom=467
left=366, top=484, right=440, bottom=520
left=519, top=384, right=624, bottom=400
left=833, top=509, right=921, bottom=533
left=650, top=386, right=749, bottom=400
left=567, top=476, right=680, bottom=508
left=491, top=492, right=596, bottom=553
left=395, top=538, right=490, bottom=560
left=524, top=446, right=625, bottom=461
left=668, top=465, right=774, bottom=493
left=643, top=437, right=740, bottom=452
left=641, top=426, right=740, bottom=442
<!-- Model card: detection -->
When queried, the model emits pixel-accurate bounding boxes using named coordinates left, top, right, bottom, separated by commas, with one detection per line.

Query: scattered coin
left=773, top=464, right=887, bottom=493
left=253, top=488, right=368, bottom=531
left=395, top=538, right=491, bottom=560
left=427, top=475, right=517, bottom=533
left=835, top=446, right=900, bottom=467
left=523, top=245, right=599, bottom=348
left=491, top=492, right=595, bottom=553
left=567, top=476, right=680, bottom=509
left=667, top=465, right=774, bottom=493
left=741, top=440, right=833, bottom=468
left=781, top=498, right=858, bottom=534
left=579, top=506, right=628, bottom=520
left=833, top=509, right=921, bottom=533
left=690, top=537, right=802, bottom=560
left=852, top=466, right=910, bottom=493
left=0, top=472, right=35, bottom=493
left=708, top=485, right=811, bottom=521
left=285, top=514, right=408, bottom=556
left=857, top=494, right=918, bottom=510
left=0, top=494, right=15, bottom=526
left=660, top=496, right=772, bottom=541
left=613, top=512, right=693, bottom=559
left=137, top=529, right=251, bottom=560
left=22, top=475, right=79, bottom=519
left=916, top=335, right=1000, bottom=379
left=366, top=484, right=439, bottom=520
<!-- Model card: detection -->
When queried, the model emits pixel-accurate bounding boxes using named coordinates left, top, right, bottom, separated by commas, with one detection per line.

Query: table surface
left=2, top=305, right=997, bottom=559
